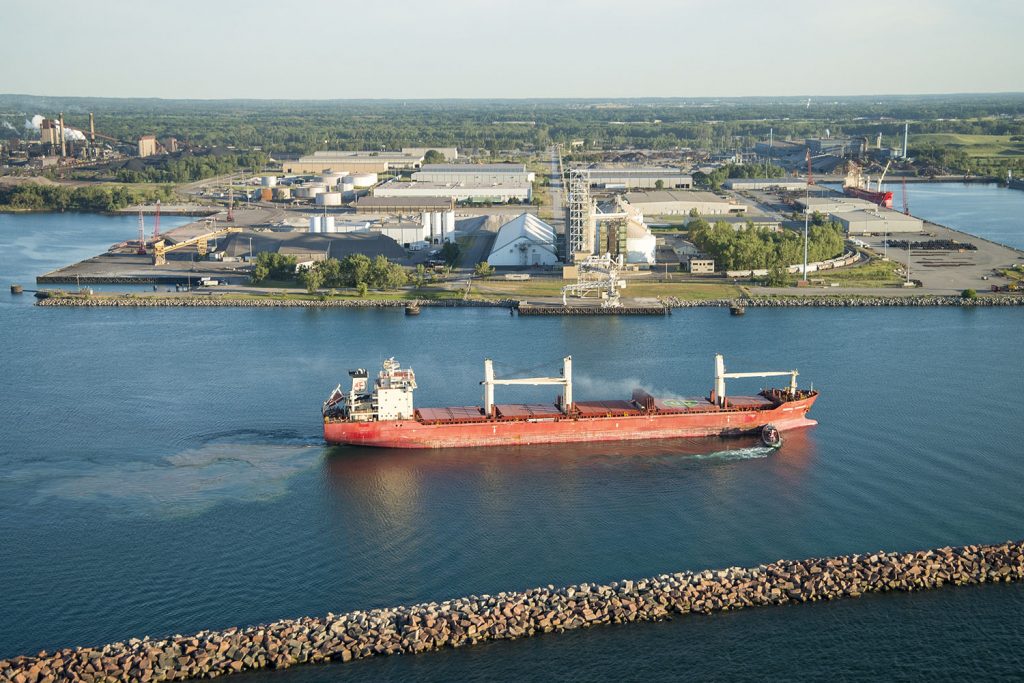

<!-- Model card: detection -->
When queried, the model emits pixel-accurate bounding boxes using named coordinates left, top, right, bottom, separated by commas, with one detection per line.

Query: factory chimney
left=89, top=113, right=95, bottom=143
left=58, top=113, right=67, bottom=158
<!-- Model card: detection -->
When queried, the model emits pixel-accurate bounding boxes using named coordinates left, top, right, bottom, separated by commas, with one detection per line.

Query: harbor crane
left=152, top=224, right=242, bottom=265
left=561, top=253, right=627, bottom=308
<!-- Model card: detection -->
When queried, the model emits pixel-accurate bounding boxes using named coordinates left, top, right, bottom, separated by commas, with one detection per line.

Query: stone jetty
left=35, top=296, right=516, bottom=309
left=2, top=539, right=1022, bottom=682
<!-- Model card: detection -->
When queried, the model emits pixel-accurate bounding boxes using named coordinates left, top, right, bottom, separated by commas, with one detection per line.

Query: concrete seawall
left=2, top=539, right=1022, bottom=682
left=34, top=294, right=1024, bottom=309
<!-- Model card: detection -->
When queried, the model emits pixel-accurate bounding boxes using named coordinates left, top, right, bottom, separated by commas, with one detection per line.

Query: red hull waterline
left=325, top=395, right=818, bottom=449
left=844, top=186, right=894, bottom=208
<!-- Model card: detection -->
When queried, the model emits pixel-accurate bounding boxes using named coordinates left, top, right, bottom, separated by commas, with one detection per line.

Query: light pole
left=802, top=208, right=809, bottom=282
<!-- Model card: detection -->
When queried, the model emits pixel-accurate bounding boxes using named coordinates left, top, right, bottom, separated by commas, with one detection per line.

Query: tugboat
left=760, top=423, right=783, bottom=449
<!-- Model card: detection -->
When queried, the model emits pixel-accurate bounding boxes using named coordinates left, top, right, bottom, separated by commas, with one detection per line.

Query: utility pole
left=803, top=208, right=809, bottom=282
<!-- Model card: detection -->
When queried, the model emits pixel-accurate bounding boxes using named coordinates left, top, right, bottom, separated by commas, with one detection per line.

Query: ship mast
left=482, top=357, right=572, bottom=417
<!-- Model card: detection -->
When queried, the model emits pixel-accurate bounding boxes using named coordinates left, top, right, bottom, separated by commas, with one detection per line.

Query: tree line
left=0, top=182, right=176, bottom=212
left=249, top=252, right=409, bottom=294
left=688, top=217, right=845, bottom=272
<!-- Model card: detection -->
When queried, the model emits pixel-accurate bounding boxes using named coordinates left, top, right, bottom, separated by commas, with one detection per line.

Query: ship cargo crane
left=152, top=226, right=242, bottom=265
left=482, top=356, right=572, bottom=417
left=713, top=354, right=798, bottom=407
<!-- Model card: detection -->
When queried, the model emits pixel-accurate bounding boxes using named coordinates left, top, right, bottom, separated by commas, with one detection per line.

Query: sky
left=2, top=0, right=1022, bottom=100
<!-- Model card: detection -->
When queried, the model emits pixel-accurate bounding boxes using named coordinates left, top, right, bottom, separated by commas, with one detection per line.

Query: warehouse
left=402, top=147, right=459, bottom=161
left=622, top=190, right=747, bottom=216
left=584, top=167, right=692, bottom=189
left=354, top=196, right=455, bottom=214
left=412, top=164, right=535, bottom=185
left=486, top=213, right=560, bottom=267
left=835, top=209, right=924, bottom=235
left=373, top=180, right=532, bottom=204
left=375, top=220, right=428, bottom=248
left=797, top=196, right=879, bottom=214
left=710, top=215, right=782, bottom=232
left=214, top=232, right=408, bottom=263
left=723, top=178, right=808, bottom=191
left=282, top=151, right=423, bottom=175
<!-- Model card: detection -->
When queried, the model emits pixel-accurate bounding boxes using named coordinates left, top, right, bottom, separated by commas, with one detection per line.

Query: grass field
left=913, top=134, right=1024, bottom=158
left=812, top=259, right=903, bottom=287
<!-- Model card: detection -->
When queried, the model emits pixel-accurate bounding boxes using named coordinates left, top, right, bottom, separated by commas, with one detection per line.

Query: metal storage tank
left=323, top=216, right=337, bottom=233
left=430, top=211, right=442, bottom=239
left=346, top=172, right=378, bottom=188
left=316, top=192, right=343, bottom=206
left=260, top=175, right=278, bottom=187
left=273, top=187, right=292, bottom=200
left=260, top=188, right=273, bottom=202
left=421, top=212, right=431, bottom=236
left=321, top=172, right=345, bottom=186
left=309, top=216, right=322, bottom=233
left=341, top=181, right=355, bottom=192
left=443, top=210, right=455, bottom=239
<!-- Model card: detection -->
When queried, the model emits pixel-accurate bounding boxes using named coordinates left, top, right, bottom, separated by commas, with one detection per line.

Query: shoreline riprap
left=2, top=539, right=1022, bottom=682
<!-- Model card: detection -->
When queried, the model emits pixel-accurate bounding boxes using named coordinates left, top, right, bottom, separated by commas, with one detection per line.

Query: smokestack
left=89, top=113, right=95, bottom=143
left=903, top=123, right=909, bottom=159
left=59, top=113, right=67, bottom=158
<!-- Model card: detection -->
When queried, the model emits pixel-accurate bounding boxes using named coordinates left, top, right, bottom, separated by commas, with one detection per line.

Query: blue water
left=1, top=205, right=1023, bottom=680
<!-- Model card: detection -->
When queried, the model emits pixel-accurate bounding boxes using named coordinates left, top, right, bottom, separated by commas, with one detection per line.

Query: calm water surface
left=1, top=206, right=1023, bottom=680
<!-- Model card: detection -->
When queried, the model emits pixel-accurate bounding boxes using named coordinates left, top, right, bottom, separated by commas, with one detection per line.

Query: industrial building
left=687, top=257, right=716, bottom=274
left=834, top=209, right=924, bottom=235
left=138, top=135, right=157, bottom=158
left=486, top=214, right=560, bottom=267
left=584, top=167, right=692, bottom=189
left=806, top=137, right=867, bottom=158
left=622, top=190, right=747, bottom=216
left=373, top=180, right=532, bottom=204
left=354, top=196, right=454, bottom=214
left=402, top=147, right=459, bottom=161
left=723, top=178, right=808, bottom=191
left=282, top=151, right=423, bottom=175
left=797, top=196, right=880, bottom=214
left=412, top=164, right=535, bottom=185
left=712, top=215, right=782, bottom=232
left=214, top=232, right=407, bottom=265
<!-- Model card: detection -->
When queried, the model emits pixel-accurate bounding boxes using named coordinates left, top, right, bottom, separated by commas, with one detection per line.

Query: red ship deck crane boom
left=483, top=356, right=572, bottom=417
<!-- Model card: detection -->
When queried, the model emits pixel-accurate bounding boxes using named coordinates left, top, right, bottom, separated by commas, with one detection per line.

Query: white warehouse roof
left=486, top=213, right=559, bottom=267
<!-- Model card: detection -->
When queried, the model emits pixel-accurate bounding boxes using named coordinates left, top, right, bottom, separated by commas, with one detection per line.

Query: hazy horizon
left=2, top=0, right=1021, bottom=100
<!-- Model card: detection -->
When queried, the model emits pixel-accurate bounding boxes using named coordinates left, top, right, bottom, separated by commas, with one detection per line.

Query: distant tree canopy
left=113, top=150, right=268, bottom=183
left=0, top=182, right=175, bottom=211
left=249, top=252, right=297, bottom=283
left=423, top=149, right=445, bottom=164
left=688, top=218, right=845, bottom=271
left=693, top=163, right=787, bottom=189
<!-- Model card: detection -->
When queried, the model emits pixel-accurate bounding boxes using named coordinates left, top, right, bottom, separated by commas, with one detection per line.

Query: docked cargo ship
left=323, top=356, right=818, bottom=449
left=843, top=162, right=894, bottom=208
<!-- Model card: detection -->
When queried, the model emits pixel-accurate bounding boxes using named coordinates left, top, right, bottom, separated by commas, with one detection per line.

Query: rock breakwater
left=2, top=539, right=1022, bottom=681
left=35, top=296, right=516, bottom=309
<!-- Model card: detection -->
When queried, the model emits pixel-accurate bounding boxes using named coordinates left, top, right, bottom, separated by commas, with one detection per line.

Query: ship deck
left=408, top=392, right=804, bottom=426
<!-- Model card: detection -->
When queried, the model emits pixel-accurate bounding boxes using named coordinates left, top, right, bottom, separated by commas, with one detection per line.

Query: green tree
left=423, top=149, right=445, bottom=164
left=298, top=266, right=324, bottom=293
left=654, top=179, right=665, bottom=190
left=474, top=261, right=495, bottom=277
left=764, top=263, right=793, bottom=287
left=440, top=241, right=461, bottom=267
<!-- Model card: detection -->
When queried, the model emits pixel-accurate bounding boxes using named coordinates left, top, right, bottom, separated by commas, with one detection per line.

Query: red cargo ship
left=843, top=185, right=894, bottom=208
left=323, top=356, right=818, bottom=449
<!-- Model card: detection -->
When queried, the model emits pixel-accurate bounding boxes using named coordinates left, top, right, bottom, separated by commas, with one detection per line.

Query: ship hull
left=843, top=186, right=894, bottom=208
left=324, top=395, right=817, bottom=449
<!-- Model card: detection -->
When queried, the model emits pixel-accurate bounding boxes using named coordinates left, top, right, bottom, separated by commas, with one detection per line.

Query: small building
left=138, top=135, right=158, bottom=158
left=282, top=151, right=423, bottom=175
left=412, top=164, right=535, bottom=185
left=723, top=178, right=808, bottom=192
left=687, top=257, right=716, bottom=274
left=373, top=180, right=532, bottom=204
left=835, top=209, right=924, bottom=235
left=486, top=213, right=559, bottom=267
left=623, top=190, right=747, bottom=216
left=376, top=220, right=428, bottom=248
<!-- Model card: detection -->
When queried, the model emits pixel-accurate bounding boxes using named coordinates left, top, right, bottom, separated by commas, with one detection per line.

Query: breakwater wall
left=35, top=296, right=517, bottom=309
left=2, top=539, right=1022, bottom=682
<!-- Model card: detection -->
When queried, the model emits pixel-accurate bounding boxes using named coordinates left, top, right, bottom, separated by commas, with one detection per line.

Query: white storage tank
left=316, top=191, right=343, bottom=206
left=421, top=212, right=431, bottom=236
left=321, top=172, right=345, bottom=187
left=443, top=211, right=455, bottom=239
left=260, top=175, right=278, bottom=187
left=340, top=181, right=355, bottom=192
left=309, top=216, right=322, bottom=233
left=346, top=172, right=378, bottom=188
left=430, top=212, right=442, bottom=240
left=323, top=216, right=336, bottom=233
left=273, top=187, right=291, bottom=200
